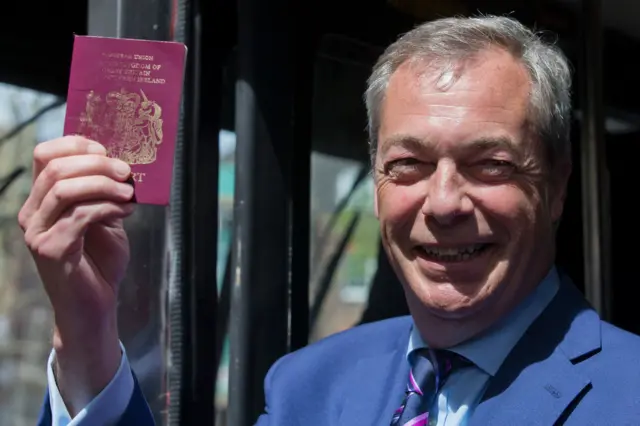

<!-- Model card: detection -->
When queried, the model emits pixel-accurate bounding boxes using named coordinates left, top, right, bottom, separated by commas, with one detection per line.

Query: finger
left=27, top=176, right=135, bottom=234
left=26, top=201, right=135, bottom=262
left=21, top=154, right=131, bottom=222
left=32, top=136, right=107, bottom=179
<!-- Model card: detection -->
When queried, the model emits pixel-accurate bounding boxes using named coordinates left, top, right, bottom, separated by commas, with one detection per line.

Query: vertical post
left=170, top=0, right=224, bottom=424
left=289, top=0, right=315, bottom=354
left=580, top=0, right=611, bottom=319
left=228, top=0, right=313, bottom=423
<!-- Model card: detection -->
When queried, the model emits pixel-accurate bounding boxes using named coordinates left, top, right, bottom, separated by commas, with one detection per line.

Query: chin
left=399, top=249, right=509, bottom=318
left=409, top=278, right=493, bottom=320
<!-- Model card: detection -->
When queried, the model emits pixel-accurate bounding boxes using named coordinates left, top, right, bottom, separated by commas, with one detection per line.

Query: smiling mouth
left=415, top=243, right=493, bottom=263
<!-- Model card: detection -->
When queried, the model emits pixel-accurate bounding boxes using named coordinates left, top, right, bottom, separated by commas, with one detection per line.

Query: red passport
left=63, top=35, right=187, bottom=205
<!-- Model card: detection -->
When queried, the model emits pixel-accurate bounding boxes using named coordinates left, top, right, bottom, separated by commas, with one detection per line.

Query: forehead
left=378, top=48, right=532, bottom=154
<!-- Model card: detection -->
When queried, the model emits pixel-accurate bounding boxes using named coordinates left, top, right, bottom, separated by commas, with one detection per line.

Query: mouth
left=414, top=243, right=494, bottom=263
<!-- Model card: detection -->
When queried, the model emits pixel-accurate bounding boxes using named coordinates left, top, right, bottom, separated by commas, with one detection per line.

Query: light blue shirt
left=48, top=268, right=559, bottom=425
left=48, top=341, right=134, bottom=426
left=407, top=267, right=560, bottom=425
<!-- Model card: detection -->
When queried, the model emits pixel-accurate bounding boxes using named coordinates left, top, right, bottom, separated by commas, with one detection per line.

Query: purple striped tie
left=390, top=349, right=469, bottom=426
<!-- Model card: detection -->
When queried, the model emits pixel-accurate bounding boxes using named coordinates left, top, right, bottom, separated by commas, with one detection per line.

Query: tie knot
left=409, top=349, right=470, bottom=395
left=391, top=349, right=472, bottom=426
left=432, top=349, right=471, bottom=376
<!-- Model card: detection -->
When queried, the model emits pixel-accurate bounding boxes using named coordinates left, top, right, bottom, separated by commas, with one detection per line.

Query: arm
left=45, top=342, right=134, bottom=426
left=38, top=342, right=155, bottom=426
left=254, top=353, right=293, bottom=426
left=18, top=137, right=151, bottom=425
left=254, top=365, right=275, bottom=426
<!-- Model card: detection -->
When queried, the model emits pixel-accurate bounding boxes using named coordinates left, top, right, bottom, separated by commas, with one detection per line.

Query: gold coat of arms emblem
left=78, top=88, right=163, bottom=165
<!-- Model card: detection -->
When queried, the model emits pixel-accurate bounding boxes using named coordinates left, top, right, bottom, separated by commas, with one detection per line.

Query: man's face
left=374, top=48, right=568, bottom=326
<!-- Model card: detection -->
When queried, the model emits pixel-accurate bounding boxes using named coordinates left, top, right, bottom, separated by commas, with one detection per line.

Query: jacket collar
left=337, top=274, right=601, bottom=426
left=469, top=275, right=600, bottom=425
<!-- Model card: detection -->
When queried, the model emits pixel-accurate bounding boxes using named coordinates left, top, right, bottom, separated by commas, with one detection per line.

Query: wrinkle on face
left=376, top=48, right=540, bottom=187
left=381, top=50, right=531, bottom=135
left=372, top=47, right=566, bottom=345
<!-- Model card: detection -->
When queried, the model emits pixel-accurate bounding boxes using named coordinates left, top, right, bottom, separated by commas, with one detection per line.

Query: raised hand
left=18, top=135, right=135, bottom=414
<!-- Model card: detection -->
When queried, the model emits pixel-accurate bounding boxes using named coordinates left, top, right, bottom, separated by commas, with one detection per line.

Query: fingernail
left=124, top=175, right=137, bottom=202
left=87, top=143, right=106, bottom=155
left=123, top=183, right=135, bottom=197
left=115, top=160, right=131, bottom=177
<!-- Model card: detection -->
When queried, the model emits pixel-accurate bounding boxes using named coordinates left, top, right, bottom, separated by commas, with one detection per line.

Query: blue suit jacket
left=38, top=278, right=640, bottom=425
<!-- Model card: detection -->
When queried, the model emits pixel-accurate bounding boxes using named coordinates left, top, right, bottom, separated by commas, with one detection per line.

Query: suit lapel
left=470, top=277, right=601, bottom=426
left=469, top=348, right=591, bottom=425
left=338, top=323, right=411, bottom=426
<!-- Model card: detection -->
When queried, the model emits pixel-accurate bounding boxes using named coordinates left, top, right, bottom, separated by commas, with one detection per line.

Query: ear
left=550, top=161, right=572, bottom=222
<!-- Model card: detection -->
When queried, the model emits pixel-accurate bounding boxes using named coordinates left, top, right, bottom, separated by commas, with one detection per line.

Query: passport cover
left=63, top=35, right=187, bottom=205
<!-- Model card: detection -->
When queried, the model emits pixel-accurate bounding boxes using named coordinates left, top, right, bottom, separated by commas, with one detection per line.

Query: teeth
left=422, top=244, right=486, bottom=261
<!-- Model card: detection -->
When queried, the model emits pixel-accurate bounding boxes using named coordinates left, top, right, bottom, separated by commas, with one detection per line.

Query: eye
left=471, top=159, right=516, bottom=180
left=385, top=158, right=421, bottom=172
left=386, top=157, right=420, bottom=168
left=383, top=158, right=430, bottom=182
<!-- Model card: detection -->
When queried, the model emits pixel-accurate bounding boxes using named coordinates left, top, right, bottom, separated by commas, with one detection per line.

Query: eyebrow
left=380, top=134, right=520, bottom=158
left=379, top=135, right=427, bottom=156
left=461, top=137, right=519, bottom=157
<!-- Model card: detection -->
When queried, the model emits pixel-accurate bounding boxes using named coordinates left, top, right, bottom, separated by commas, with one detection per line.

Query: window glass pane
left=309, top=152, right=379, bottom=342
left=308, top=35, right=382, bottom=343
left=0, top=83, right=169, bottom=425
left=215, top=129, right=235, bottom=417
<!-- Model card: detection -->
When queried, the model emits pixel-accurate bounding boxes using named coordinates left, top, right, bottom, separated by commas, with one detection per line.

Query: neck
left=409, top=303, right=500, bottom=349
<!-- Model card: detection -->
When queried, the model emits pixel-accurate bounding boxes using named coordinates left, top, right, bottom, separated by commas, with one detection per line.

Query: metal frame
left=169, top=0, right=220, bottom=424
left=170, top=0, right=229, bottom=424
left=579, top=0, right=611, bottom=319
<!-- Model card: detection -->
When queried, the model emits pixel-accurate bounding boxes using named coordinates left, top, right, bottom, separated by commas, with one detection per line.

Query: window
left=309, top=152, right=379, bottom=341
left=0, top=83, right=65, bottom=425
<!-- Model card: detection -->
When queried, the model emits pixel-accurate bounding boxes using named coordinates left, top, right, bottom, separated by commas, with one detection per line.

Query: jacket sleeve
left=37, top=344, right=155, bottom=426
left=254, top=352, right=294, bottom=426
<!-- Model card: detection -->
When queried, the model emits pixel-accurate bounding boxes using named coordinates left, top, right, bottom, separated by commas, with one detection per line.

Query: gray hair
left=365, top=15, right=572, bottom=170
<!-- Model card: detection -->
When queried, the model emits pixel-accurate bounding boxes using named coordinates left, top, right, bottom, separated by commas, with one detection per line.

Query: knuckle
left=70, top=205, right=91, bottom=223
left=64, top=134, right=86, bottom=145
left=17, top=207, right=28, bottom=231
left=93, top=155, right=112, bottom=172
left=44, top=158, right=64, bottom=180
left=24, top=228, right=41, bottom=253
left=27, top=220, right=78, bottom=262
left=71, top=135, right=87, bottom=151
left=33, top=143, right=47, bottom=163
left=98, top=176, right=116, bottom=193
left=30, top=234, right=61, bottom=261
left=50, top=180, right=69, bottom=202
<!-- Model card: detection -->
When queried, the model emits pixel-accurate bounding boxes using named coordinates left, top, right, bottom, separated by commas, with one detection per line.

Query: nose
left=421, top=160, right=473, bottom=226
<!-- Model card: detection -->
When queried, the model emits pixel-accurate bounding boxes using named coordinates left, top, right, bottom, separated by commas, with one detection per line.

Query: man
left=25, top=15, right=640, bottom=426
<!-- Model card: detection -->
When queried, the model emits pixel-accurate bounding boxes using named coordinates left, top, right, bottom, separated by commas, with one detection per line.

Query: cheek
left=377, top=183, right=426, bottom=224
left=471, top=185, right=539, bottom=236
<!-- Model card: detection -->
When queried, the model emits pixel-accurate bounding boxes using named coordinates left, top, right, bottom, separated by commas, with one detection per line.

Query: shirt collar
left=407, top=266, right=560, bottom=376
